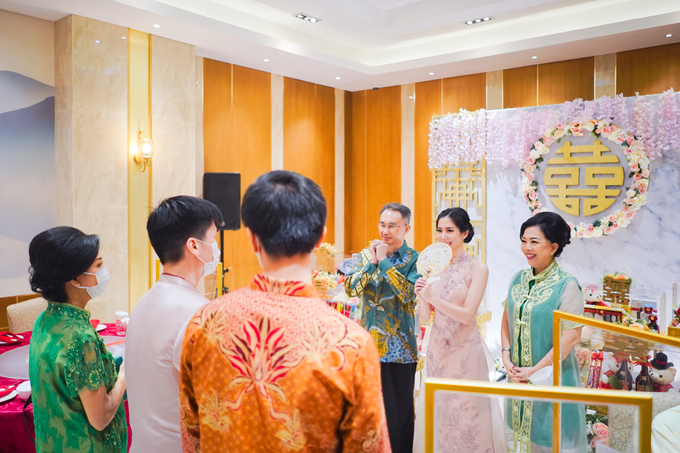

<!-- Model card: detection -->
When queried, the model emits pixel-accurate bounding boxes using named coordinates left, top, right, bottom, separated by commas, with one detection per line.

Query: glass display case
left=553, top=310, right=680, bottom=452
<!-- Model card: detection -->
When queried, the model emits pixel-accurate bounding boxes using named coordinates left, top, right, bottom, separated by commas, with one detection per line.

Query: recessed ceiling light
left=532, top=56, right=538, bottom=59
left=666, top=34, right=673, bottom=38
left=335, top=77, right=341, bottom=80
left=121, top=36, right=126, bottom=40
left=153, top=24, right=160, bottom=28
left=409, top=96, right=414, bottom=99
left=464, top=16, right=494, bottom=25
left=293, top=13, right=321, bottom=24
left=429, top=72, right=435, bottom=76
left=264, top=59, right=270, bottom=62
left=94, top=40, right=100, bottom=44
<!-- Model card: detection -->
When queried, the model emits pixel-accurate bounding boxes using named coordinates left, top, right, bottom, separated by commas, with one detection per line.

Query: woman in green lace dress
left=500, top=213, right=587, bottom=453
left=28, top=227, right=127, bottom=452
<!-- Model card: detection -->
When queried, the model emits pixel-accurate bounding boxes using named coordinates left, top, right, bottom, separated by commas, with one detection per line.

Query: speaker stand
left=220, top=230, right=229, bottom=294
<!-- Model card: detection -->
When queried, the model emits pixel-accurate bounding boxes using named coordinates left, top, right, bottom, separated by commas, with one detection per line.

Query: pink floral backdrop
left=428, top=89, right=680, bottom=168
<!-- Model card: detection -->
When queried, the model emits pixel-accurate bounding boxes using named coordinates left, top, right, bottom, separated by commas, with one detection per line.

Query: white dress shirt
left=125, top=274, right=209, bottom=453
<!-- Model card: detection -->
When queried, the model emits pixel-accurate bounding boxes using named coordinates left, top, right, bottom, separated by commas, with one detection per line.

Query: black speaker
left=203, top=173, right=241, bottom=231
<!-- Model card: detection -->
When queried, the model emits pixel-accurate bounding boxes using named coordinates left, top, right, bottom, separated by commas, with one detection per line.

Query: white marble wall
left=55, top=15, right=129, bottom=322
left=485, top=153, right=680, bottom=355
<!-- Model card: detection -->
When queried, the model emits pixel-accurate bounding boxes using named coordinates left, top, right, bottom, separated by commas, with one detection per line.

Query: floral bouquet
left=619, top=313, right=652, bottom=332
left=312, top=270, right=340, bottom=299
left=586, top=414, right=609, bottom=450
left=603, top=271, right=632, bottom=285
left=315, top=243, right=338, bottom=272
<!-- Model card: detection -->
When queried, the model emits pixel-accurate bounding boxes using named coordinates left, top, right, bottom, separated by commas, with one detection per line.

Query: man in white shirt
left=125, top=195, right=224, bottom=453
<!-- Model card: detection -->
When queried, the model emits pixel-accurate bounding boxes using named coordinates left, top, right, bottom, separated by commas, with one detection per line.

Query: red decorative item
left=587, top=351, right=603, bottom=388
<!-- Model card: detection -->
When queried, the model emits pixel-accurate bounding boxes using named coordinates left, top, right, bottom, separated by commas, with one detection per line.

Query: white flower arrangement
left=521, top=120, right=651, bottom=238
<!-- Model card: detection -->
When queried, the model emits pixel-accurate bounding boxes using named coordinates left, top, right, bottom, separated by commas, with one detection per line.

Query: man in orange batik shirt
left=179, top=170, right=391, bottom=453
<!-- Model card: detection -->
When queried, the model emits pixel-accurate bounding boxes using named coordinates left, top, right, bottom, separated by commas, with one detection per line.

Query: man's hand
left=370, top=240, right=381, bottom=265
left=375, top=242, right=388, bottom=263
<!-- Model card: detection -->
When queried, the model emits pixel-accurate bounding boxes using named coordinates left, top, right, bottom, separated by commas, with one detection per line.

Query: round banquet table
left=0, top=324, right=132, bottom=453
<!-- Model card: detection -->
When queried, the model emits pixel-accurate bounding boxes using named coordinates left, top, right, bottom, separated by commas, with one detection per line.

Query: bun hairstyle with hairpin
left=520, top=211, right=572, bottom=257
left=436, top=208, right=475, bottom=244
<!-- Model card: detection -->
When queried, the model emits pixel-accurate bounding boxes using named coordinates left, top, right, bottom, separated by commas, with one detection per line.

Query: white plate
left=95, top=324, right=107, bottom=332
left=0, top=334, right=24, bottom=346
left=0, top=390, right=17, bottom=404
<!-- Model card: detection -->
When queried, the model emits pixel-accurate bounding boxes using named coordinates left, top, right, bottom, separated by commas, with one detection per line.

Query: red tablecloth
left=0, top=325, right=132, bottom=452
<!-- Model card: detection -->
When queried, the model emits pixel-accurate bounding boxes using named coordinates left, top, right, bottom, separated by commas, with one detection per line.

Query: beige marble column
left=334, top=88, right=345, bottom=252
left=401, top=84, right=416, bottom=246
left=271, top=74, right=284, bottom=171
left=55, top=15, right=129, bottom=321
left=151, top=36, right=198, bottom=204
left=595, top=54, right=617, bottom=98
left=486, top=70, right=503, bottom=110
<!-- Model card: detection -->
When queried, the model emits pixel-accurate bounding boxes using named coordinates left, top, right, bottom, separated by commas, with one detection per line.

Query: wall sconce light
left=135, top=132, right=153, bottom=172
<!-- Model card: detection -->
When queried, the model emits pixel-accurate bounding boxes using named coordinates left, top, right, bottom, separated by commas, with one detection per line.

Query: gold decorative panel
left=544, top=140, right=624, bottom=216
left=432, top=160, right=486, bottom=263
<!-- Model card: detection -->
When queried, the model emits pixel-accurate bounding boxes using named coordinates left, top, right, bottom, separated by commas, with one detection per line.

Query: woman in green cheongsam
left=500, top=212, right=587, bottom=453
left=28, top=227, right=127, bottom=453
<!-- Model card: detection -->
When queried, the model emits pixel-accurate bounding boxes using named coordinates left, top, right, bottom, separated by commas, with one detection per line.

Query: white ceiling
left=1, top=0, right=679, bottom=91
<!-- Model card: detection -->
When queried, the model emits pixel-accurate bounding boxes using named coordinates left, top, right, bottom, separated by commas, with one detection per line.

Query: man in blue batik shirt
left=345, top=202, right=421, bottom=453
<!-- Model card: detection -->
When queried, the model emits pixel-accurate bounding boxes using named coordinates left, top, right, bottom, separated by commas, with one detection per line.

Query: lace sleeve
left=64, top=333, right=108, bottom=395
left=559, top=279, right=585, bottom=330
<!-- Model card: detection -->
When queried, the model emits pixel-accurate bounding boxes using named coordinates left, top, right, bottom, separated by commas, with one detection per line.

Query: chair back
left=7, top=297, right=48, bottom=333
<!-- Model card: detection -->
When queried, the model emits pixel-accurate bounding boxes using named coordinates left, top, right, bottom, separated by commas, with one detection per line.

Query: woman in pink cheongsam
left=414, top=208, right=506, bottom=453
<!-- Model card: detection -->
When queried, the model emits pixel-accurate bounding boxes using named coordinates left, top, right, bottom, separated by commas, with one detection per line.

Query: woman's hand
left=415, top=277, right=428, bottom=295
left=502, top=351, right=522, bottom=383
left=511, top=366, right=535, bottom=384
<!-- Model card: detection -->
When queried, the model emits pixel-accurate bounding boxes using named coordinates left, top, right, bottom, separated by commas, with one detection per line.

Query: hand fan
left=416, top=242, right=453, bottom=280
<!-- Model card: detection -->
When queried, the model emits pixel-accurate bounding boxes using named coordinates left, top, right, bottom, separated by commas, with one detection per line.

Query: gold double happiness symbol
left=544, top=140, right=624, bottom=216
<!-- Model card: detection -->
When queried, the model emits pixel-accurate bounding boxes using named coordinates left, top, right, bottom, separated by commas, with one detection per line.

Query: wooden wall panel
left=538, top=57, right=594, bottom=105
left=504, top=65, right=538, bottom=108
left=203, top=60, right=271, bottom=291
left=443, top=73, right=486, bottom=112
left=346, top=91, right=366, bottom=253
left=283, top=78, right=335, bottom=243
left=414, top=80, right=442, bottom=251
left=364, top=87, right=401, bottom=250
left=203, top=59, right=233, bottom=173
left=617, top=43, right=680, bottom=96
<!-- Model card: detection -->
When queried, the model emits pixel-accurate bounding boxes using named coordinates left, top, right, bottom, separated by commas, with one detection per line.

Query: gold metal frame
left=424, top=378, right=653, bottom=453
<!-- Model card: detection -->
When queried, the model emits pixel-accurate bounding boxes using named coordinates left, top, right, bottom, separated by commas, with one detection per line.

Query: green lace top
left=28, top=302, right=127, bottom=453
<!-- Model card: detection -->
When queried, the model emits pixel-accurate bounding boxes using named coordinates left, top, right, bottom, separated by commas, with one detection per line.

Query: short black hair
left=380, top=203, right=411, bottom=225
left=241, top=170, right=326, bottom=258
left=28, top=226, right=100, bottom=303
left=147, top=196, right=224, bottom=264
left=520, top=212, right=571, bottom=258
left=437, top=208, right=475, bottom=244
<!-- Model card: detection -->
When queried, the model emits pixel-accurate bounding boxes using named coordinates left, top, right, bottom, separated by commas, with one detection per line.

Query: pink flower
left=586, top=224, right=595, bottom=233
left=639, top=185, right=647, bottom=194
left=567, top=222, right=574, bottom=229
left=604, top=227, right=615, bottom=235
left=529, top=191, right=538, bottom=200
left=624, top=148, right=633, bottom=156
left=526, top=173, right=535, bottom=182
left=642, top=169, right=650, bottom=178
left=627, top=136, right=634, bottom=145
left=616, top=136, right=625, bottom=144
left=625, top=198, right=635, bottom=205
left=608, top=215, right=617, bottom=223
left=625, top=210, right=636, bottom=219
left=603, top=127, right=611, bottom=135
left=594, top=423, right=609, bottom=440
left=524, top=196, right=530, bottom=202
left=631, top=163, right=640, bottom=172
left=544, top=135, right=555, bottom=146
left=634, top=174, right=642, bottom=181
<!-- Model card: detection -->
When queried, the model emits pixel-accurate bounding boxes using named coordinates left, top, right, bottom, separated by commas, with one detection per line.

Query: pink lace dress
left=418, top=252, right=506, bottom=453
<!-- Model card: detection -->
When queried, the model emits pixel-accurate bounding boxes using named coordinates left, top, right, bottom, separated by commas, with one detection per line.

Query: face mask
left=255, top=237, right=263, bottom=269
left=196, top=239, right=221, bottom=277
left=80, top=265, right=110, bottom=299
